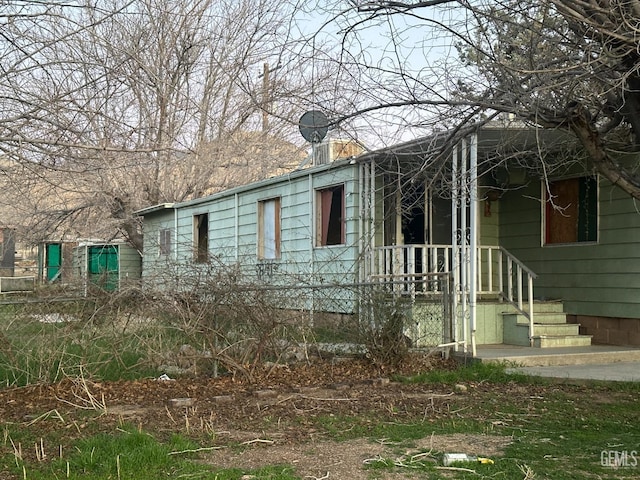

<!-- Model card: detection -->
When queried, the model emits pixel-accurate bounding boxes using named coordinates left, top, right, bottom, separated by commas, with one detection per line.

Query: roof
left=135, top=123, right=579, bottom=216
left=137, top=158, right=356, bottom=215
left=134, top=203, right=176, bottom=216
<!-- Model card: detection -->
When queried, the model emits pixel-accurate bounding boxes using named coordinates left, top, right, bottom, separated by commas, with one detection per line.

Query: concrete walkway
left=466, top=344, right=640, bottom=382
left=505, top=362, right=640, bottom=382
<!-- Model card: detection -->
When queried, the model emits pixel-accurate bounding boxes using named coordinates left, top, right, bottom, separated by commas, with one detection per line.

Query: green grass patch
left=395, top=359, right=540, bottom=385
left=315, top=413, right=488, bottom=442
left=353, top=386, right=640, bottom=478
left=3, top=425, right=302, bottom=480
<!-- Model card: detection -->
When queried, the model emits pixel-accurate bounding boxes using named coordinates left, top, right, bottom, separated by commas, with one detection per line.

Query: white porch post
left=370, top=160, right=376, bottom=279
left=451, top=134, right=479, bottom=356
left=460, top=139, right=468, bottom=351
left=393, top=172, right=403, bottom=291
left=358, top=161, right=365, bottom=284
left=451, top=144, right=459, bottom=350
left=469, top=134, right=478, bottom=357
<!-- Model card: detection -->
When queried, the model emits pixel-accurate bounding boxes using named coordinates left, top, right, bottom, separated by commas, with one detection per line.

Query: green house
left=137, top=127, right=640, bottom=353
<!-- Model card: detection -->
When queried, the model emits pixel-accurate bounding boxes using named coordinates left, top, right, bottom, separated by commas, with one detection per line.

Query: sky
left=288, top=1, right=472, bottom=148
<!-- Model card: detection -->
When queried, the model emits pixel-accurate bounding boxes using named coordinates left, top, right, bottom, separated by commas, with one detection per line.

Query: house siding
left=141, top=210, right=178, bottom=286
left=500, top=177, right=640, bottom=320
left=118, top=245, right=142, bottom=283
left=143, top=162, right=362, bottom=313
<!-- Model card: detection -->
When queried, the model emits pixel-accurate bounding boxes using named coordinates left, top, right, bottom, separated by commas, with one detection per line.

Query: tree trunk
left=568, top=106, right=640, bottom=200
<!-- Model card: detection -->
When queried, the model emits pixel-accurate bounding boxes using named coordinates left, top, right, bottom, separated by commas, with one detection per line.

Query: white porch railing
left=370, top=244, right=538, bottom=339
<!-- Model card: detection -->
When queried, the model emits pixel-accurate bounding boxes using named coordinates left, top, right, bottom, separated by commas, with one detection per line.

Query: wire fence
left=238, top=274, right=455, bottom=349
left=0, top=271, right=455, bottom=386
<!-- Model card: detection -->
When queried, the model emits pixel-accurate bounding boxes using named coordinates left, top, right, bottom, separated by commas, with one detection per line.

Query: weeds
left=0, top=257, right=438, bottom=387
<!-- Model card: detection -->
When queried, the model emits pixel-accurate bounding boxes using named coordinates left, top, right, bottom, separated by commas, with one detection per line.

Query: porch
left=367, top=243, right=593, bottom=352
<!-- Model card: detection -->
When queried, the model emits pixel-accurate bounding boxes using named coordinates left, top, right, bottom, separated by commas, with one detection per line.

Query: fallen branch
left=304, top=472, right=329, bottom=479
left=435, top=466, right=480, bottom=474
left=277, top=394, right=355, bottom=404
left=168, top=446, right=225, bottom=456
left=25, top=409, right=65, bottom=426
left=241, top=438, right=274, bottom=445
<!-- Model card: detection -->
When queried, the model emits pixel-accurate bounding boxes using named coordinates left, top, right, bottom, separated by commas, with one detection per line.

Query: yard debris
left=33, top=313, right=78, bottom=323
left=241, top=438, right=274, bottom=446
left=167, top=398, right=195, bottom=408
left=212, top=395, right=234, bottom=404
left=442, top=453, right=494, bottom=466
left=253, top=389, right=278, bottom=399
left=24, top=409, right=65, bottom=426
left=55, top=371, right=107, bottom=415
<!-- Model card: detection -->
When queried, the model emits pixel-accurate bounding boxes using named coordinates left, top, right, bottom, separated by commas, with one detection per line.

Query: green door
left=46, top=243, right=62, bottom=282
left=88, top=245, right=119, bottom=291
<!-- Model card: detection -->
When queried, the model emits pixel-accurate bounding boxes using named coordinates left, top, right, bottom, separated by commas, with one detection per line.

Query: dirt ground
left=0, top=356, right=523, bottom=479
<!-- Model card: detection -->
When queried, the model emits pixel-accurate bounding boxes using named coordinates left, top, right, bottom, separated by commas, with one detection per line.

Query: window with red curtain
left=317, top=185, right=345, bottom=246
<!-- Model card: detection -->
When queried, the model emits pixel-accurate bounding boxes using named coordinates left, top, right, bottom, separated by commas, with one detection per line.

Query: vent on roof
left=313, top=139, right=364, bottom=166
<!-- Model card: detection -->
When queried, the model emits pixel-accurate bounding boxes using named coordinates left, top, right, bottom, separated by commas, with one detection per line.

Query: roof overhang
left=134, top=203, right=176, bottom=217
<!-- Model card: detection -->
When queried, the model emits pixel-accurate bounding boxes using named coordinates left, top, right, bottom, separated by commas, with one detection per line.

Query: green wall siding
left=118, top=244, right=142, bottom=281
left=143, top=163, right=362, bottom=311
left=479, top=181, right=500, bottom=246
left=500, top=178, right=640, bottom=319
left=141, top=210, right=178, bottom=286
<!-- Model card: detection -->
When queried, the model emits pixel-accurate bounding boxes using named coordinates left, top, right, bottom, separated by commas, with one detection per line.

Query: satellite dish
left=299, top=110, right=329, bottom=143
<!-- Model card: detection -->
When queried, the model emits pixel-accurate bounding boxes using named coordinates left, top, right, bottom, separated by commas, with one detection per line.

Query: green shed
left=73, top=241, right=141, bottom=291
left=38, top=241, right=78, bottom=284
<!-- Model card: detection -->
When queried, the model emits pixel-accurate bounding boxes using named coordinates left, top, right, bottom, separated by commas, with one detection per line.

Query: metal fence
left=251, top=274, right=454, bottom=349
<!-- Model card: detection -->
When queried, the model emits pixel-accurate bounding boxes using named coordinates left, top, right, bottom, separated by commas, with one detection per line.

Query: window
left=316, top=185, right=345, bottom=246
left=258, top=197, right=281, bottom=259
left=194, top=213, right=209, bottom=262
left=159, top=228, right=171, bottom=256
left=544, top=176, right=597, bottom=245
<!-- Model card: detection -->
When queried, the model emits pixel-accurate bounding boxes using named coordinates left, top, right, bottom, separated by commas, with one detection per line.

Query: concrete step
left=532, top=334, right=592, bottom=348
left=504, top=312, right=569, bottom=325
left=501, top=300, right=565, bottom=314
left=473, top=345, right=640, bottom=367
left=534, top=323, right=581, bottom=336
left=503, top=311, right=591, bottom=347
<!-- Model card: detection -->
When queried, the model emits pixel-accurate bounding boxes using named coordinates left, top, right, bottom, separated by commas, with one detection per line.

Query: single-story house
left=136, top=127, right=640, bottom=353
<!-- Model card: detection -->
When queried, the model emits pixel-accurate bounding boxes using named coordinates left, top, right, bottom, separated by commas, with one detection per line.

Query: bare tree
left=0, top=0, right=313, bottom=250
left=302, top=0, right=640, bottom=198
